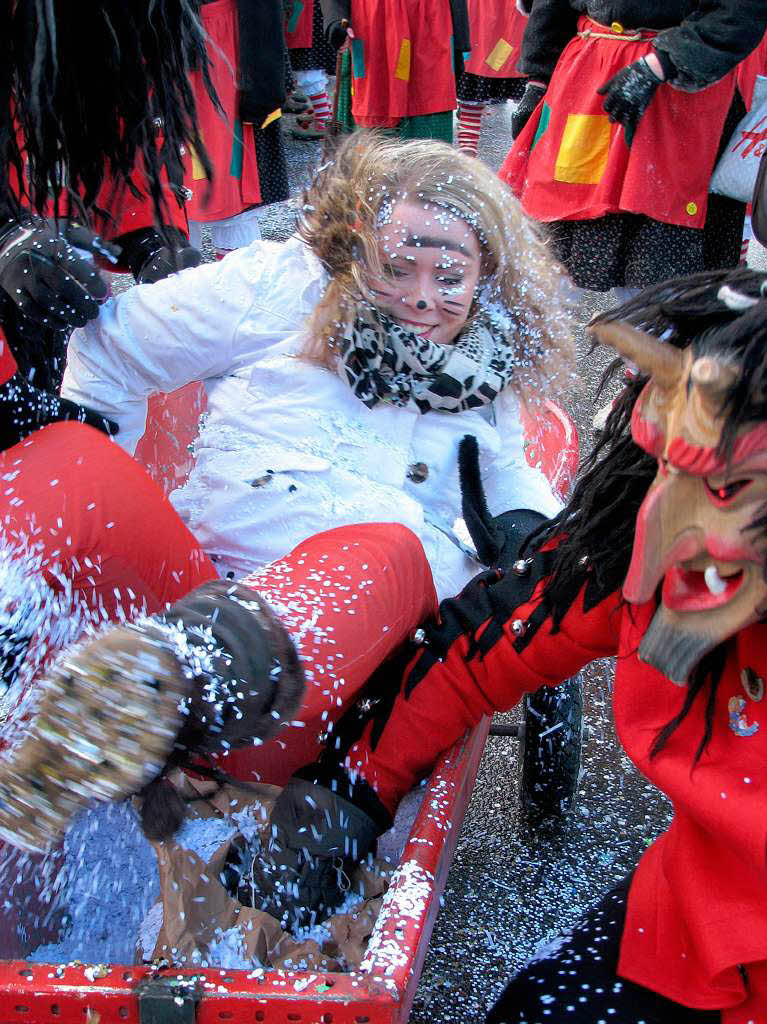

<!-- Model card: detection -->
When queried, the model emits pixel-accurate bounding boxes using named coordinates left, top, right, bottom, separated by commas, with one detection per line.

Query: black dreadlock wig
left=528, top=267, right=767, bottom=762
left=0, top=0, right=216, bottom=228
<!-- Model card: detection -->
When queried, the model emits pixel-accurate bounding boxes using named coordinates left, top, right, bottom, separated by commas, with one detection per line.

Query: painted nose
left=416, top=299, right=428, bottom=310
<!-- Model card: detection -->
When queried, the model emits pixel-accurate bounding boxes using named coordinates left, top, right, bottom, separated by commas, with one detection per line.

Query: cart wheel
left=519, top=674, right=583, bottom=818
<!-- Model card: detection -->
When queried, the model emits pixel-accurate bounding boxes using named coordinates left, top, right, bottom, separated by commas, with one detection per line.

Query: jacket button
left=511, top=619, right=527, bottom=637
left=411, top=627, right=427, bottom=645
left=512, top=558, right=531, bottom=576
left=407, top=462, right=429, bottom=483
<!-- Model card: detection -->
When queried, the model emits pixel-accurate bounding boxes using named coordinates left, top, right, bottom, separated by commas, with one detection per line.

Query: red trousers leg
left=220, top=522, right=438, bottom=786
left=0, top=422, right=216, bottom=625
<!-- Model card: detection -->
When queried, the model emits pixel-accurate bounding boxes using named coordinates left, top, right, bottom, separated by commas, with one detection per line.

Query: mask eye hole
left=705, top=478, right=752, bottom=504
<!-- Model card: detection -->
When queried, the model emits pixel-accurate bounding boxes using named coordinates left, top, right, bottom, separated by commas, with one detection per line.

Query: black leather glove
left=0, top=221, right=117, bottom=330
left=0, top=372, right=118, bottom=451
left=325, top=19, right=349, bottom=48
left=598, top=58, right=662, bottom=148
left=511, top=81, right=546, bottom=140
left=458, top=434, right=548, bottom=571
left=118, top=227, right=202, bottom=285
left=227, top=777, right=379, bottom=929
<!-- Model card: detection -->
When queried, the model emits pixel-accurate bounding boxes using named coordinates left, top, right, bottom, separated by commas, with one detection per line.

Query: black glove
left=117, top=227, right=202, bottom=285
left=0, top=372, right=118, bottom=451
left=325, top=19, right=349, bottom=49
left=458, top=434, right=548, bottom=571
left=0, top=221, right=118, bottom=330
left=597, top=58, right=662, bottom=148
left=226, top=777, right=379, bottom=929
left=511, top=81, right=546, bottom=140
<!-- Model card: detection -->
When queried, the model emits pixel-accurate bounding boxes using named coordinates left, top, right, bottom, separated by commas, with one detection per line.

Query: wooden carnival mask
left=589, top=321, right=767, bottom=684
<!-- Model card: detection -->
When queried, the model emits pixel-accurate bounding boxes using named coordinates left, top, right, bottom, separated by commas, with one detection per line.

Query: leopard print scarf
left=336, top=305, right=516, bottom=414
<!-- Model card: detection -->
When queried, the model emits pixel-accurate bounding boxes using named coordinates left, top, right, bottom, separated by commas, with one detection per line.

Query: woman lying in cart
left=2, top=267, right=765, bottom=1023
left=0, top=133, right=570, bottom=833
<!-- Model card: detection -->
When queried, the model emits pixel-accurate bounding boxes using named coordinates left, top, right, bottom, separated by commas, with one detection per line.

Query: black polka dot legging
left=486, top=877, right=721, bottom=1024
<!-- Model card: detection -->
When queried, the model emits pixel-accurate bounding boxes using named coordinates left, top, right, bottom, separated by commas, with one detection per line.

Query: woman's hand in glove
left=0, top=221, right=118, bottom=329
left=598, top=57, right=664, bottom=147
left=511, top=80, right=547, bottom=140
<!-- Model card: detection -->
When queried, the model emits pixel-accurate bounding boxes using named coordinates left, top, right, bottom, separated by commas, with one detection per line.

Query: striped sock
left=456, top=101, right=484, bottom=155
left=307, top=90, right=332, bottom=130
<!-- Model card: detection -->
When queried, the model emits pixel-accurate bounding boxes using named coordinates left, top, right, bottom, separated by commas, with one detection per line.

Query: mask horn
left=690, top=357, right=737, bottom=415
left=586, top=320, right=684, bottom=390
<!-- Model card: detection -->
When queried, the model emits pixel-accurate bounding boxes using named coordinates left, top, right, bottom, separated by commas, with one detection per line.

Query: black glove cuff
left=294, top=762, right=393, bottom=834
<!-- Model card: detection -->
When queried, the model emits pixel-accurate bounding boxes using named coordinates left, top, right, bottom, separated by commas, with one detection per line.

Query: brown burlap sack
left=139, top=774, right=393, bottom=972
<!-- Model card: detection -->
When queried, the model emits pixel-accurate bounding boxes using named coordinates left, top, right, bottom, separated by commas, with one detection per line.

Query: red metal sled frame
left=0, top=719, right=490, bottom=1024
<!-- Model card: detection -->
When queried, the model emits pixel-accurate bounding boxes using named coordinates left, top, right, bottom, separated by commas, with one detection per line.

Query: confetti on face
left=368, top=200, right=482, bottom=346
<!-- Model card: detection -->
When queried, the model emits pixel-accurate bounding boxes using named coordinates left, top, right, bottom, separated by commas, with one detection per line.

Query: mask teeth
left=704, top=565, right=728, bottom=596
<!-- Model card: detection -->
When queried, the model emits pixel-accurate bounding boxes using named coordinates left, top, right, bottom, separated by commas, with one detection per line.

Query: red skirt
left=500, top=16, right=736, bottom=230
left=350, top=0, right=457, bottom=127
left=184, top=0, right=262, bottom=222
left=285, top=0, right=313, bottom=50
left=464, top=0, right=526, bottom=80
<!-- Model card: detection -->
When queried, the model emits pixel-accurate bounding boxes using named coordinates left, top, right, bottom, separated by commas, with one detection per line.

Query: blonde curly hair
left=297, top=133, right=575, bottom=397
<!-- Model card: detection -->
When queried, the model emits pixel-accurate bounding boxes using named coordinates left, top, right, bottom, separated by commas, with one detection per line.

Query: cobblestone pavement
left=201, top=100, right=671, bottom=1022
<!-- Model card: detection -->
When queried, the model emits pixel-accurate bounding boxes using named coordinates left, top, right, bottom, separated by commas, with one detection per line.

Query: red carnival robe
left=285, top=0, right=314, bottom=49
left=344, top=570, right=767, bottom=1020
left=348, top=0, right=457, bottom=127
left=500, top=16, right=736, bottom=230
left=184, top=0, right=262, bottom=223
left=463, top=0, right=526, bottom=80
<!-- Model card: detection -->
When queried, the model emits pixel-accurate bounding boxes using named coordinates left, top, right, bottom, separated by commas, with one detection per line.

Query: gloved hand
left=117, top=227, right=202, bottom=284
left=0, top=373, right=118, bottom=451
left=325, top=19, right=350, bottom=49
left=229, top=777, right=380, bottom=928
left=598, top=57, right=663, bottom=147
left=0, top=221, right=118, bottom=329
left=511, top=81, right=546, bottom=140
left=458, top=434, right=548, bottom=571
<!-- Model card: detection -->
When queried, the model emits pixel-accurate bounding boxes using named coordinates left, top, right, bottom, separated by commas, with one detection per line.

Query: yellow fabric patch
left=190, top=143, right=206, bottom=182
left=485, top=37, right=513, bottom=73
left=395, top=39, right=411, bottom=81
left=260, top=108, right=282, bottom=130
left=554, top=114, right=611, bottom=185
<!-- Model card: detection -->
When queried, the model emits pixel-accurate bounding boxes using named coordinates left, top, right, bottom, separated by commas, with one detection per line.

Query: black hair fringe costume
left=0, top=0, right=217, bottom=228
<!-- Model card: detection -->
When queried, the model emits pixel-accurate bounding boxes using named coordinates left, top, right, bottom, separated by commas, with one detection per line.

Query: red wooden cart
left=0, top=385, right=577, bottom=1024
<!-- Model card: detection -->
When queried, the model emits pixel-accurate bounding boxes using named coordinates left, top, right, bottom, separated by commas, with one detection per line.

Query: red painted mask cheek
left=630, top=393, right=665, bottom=458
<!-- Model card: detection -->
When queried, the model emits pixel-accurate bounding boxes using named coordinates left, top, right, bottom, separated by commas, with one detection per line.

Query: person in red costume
left=0, top=0, right=211, bottom=451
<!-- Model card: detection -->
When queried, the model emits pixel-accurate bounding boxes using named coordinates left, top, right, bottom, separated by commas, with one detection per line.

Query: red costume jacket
left=345, top=571, right=767, bottom=1020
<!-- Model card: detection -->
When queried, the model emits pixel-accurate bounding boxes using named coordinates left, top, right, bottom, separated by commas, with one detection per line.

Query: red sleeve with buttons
left=346, top=573, right=622, bottom=818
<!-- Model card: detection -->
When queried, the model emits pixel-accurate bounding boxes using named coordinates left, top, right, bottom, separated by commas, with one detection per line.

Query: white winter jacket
left=63, top=236, right=560, bottom=599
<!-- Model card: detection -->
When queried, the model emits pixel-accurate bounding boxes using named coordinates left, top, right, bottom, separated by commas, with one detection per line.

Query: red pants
left=221, top=523, right=438, bottom=785
left=0, top=422, right=216, bottom=626
left=0, top=424, right=439, bottom=789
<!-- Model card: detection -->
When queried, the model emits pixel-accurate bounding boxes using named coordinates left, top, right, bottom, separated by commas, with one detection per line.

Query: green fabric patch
left=230, top=119, right=244, bottom=179
left=335, top=48, right=355, bottom=133
left=531, top=102, right=551, bottom=151
left=399, top=111, right=453, bottom=143
left=351, top=37, right=366, bottom=79
left=286, top=0, right=304, bottom=34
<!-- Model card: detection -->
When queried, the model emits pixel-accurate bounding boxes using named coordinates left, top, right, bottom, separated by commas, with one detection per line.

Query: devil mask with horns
left=589, top=313, right=767, bottom=685
left=526, top=269, right=767, bottom=708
